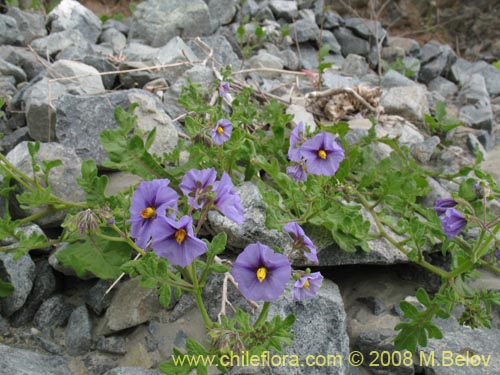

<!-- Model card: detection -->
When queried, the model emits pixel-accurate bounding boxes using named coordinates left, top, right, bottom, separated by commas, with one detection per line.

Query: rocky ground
left=1, top=0, right=500, bottom=375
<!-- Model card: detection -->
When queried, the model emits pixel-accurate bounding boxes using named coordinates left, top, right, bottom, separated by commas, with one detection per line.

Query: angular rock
left=345, top=17, right=386, bottom=41
left=428, top=76, right=458, bottom=98
left=449, top=57, right=473, bottom=85
left=320, top=30, right=342, bottom=55
left=0, top=252, right=35, bottom=317
left=322, top=70, right=359, bottom=89
left=82, top=55, right=118, bottom=90
left=207, top=0, right=237, bottom=32
left=155, top=36, right=198, bottom=85
left=387, top=36, right=420, bottom=56
left=34, top=294, right=73, bottom=330
left=10, top=260, right=58, bottom=327
left=102, top=18, right=129, bottom=35
left=34, top=336, right=65, bottom=355
left=316, top=7, right=343, bottom=29
left=458, top=74, right=494, bottom=132
left=468, top=60, right=500, bottom=97
left=122, top=42, right=158, bottom=61
left=0, top=126, right=30, bottom=154
left=65, top=305, right=93, bottom=355
left=0, top=14, right=19, bottom=46
left=380, top=85, right=429, bottom=123
left=381, top=69, right=416, bottom=89
left=6, top=142, right=86, bottom=227
left=410, top=135, right=440, bottom=163
left=0, top=57, right=27, bottom=84
left=0, top=343, right=73, bottom=375
left=99, top=27, right=127, bottom=53
left=418, top=40, right=456, bottom=84
left=269, top=0, right=298, bottom=21
left=103, top=367, right=164, bottom=375
left=31, top=29, right=89, bottom=58
left=85, top=279, right=116, bottom=316
left=96, top=336, right=128, bottom=355
left=6, top=7, right=47, bottom=45
left=334, top=27, right=370, bottom=57
left=289, top=19, right=320, bottom=43
left=0, top=46, right=47, bottom=81
left=97, top=277, right=163, bottom=335
left=341, top=54, right=369, bottom=77
left=55, top=89, right=178, bottom=165
left=188, top=34, right=241, bottom=69
left=267, top=280, right=351, bottom=375
left=128, top=0, right=211, bottom=47
left=48, top=59, right=106, bottom=95
left=47, top=0, right=102, bottom=43
left=248, top=51, right=284, bottom=78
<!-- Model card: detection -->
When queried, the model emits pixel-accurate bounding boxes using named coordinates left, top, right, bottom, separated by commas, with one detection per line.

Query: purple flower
left=434, top=198, right=457, bottom=216
left=151, top=215, right=208, bottom=267
left=283, top=222, right=318, bottom=264
left=210, top=119, right=232, bottom=145
left=213, top=172, right=245, bottom=224
left=288, top=121, right=305, bottom=162
left=439, top=208, right=467, bottom=239
left=495, top=248, right=500, bottom=261
left=128, top=179, right=178, bottom=249
left=300, top=132, right=344, bottom=176
left=293, top=272, right=323, bottom=301
left=231, top=242, right=292, bottom=302
left=180, top=168, right=217, bottom=209
left=286, top=164, right=307, bottom=182
left=218, top=81, right=231, bottom=98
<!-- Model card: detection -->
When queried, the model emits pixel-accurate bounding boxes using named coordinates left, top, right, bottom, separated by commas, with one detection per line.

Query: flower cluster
left=128, top=170, right=244, bottom=267
left=434, top=198, right=467, bottom=239
left=286, top=122, right=345, bottom=181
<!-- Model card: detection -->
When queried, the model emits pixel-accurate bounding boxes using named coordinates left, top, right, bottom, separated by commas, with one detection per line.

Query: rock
left=122, top=42, right=158, bottom=61
left=207, top=0, right=237, bottom=32
left=48, top=59, right=106, bottom=95
left=289, top=19, right=320, bottom=43
left=99, top=28, right=127, bottom=53
left=269, top=0, right=298, bottom=21
left=418, top=40, right=456, bottom=84
left=295, top=43, right=344, bottom=71
left=428, top=76, right=458, bottom=98
left=276, top=48, right=300, bottom=71
left=267, top=280, right=352, bottom=375
left=317, top=7, right=343, bottom=29
left=6, top=7, right=47, bottom=45
left=207, top=182, right=292, bottom=254
left=65, top=305, right=93, bottom=355
left=410, top=136, right=440, bottom=163
left=381, top=45, right=405, bottom=64
left=387, top=36, right=420, bottom=56
left=96, top=277, right=163, bottom=335
left=10, top=260, right=58, bottom=327
left=0, top=252, right=35, bottom=317
left=402, top=56, right=421, bottom=78
left=34, top=294, right=73, bottom=330
left=128, top=0, right=211, bottom=47
left=0, top=126, right=30, bottom=154
left=381, top=69, right=416, bottom=88
left=449, top=58, right=473, bottom=85
left=0, top=46, right=47, bottom=81
left=320, top=30, right=342, bottom=55
left=468, top=60, right=500, bottom=97
left=356, top=296, right=387, bottom=316
left=334, top=27, right=370, bottom=57
left=341, top=54, right=369, bottom=77
left=97, top=336, right=128, bottom=355
left=380, top=85, right=429, bottom=123
left=0, top=343, right=73, bottom=375
left=102, top=19, right=129, bottom=35
left=102, top=368, right=163, bottom=375
left=458, top=74, right=494, bottom=132
left=47, top=0, right=102, bottom=43
left=82, top=55, right=118, bottom=90
left=34, top=335, right=65, bottom=355
left=31, top=29, right=89, bottom=58
left=345, top=17, right=386, bottom=41
left=0, top=57, right=27, bottom=84
left=322, top=71, right=359, bottom=90
left=85, top=279, right=116, bottom=316
left=0, top=14, right=18, bottom=45
left=155, top=36, right=198, bottom=85
left=286, top=104, right=316, bottom=132
left=248, top=51, right=284, bottom=78
left=188, top=34, right=241, bottom=70
left=420, top=177, right=452, bottom=209
left=55, top=89, right=178, bottom=165
left=82, top=352, right=118, bottom=375
left=118, top=61, right=162, bottom=89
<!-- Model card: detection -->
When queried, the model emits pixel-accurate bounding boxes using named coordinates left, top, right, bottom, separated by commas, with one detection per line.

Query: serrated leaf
left=394, top=323, right=419, bottom=353
left=159, top=283, right=172, bottom=308
left=186, top=338, right=208, bottom=355
left=399, top=301, right=421, bottom=319
left=425, top=323, right=443, bottom=339
left=207, top=232, right=227, bottom=257
left=416, top=288, right=431, bottom=307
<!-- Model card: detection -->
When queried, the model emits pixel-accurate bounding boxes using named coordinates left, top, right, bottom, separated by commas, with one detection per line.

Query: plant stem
left=254, top=302, right=271, bottom=328
left=194, top=290, right=213, bottom=329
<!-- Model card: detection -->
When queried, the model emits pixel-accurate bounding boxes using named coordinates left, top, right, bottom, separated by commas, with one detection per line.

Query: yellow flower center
left=175, top=229, right=187, bottom=244
left=303, top=280, right=310, bottom=289
left=318, top=149, right=327, bottom=159
left=140, top=207, right=156, bottom=219
left=256, top=267, right=267, bottom=283
left=216, top=125, right=224, bottom=134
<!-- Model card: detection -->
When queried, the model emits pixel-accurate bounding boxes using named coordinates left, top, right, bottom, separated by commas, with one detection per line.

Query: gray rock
left=155, top=36, right=198, bottom=85
left=31, top=29, right=89, bottom=58
left=48, top=59, right=105, bottom=95
left=381, top=45, right=405, bottom=64
left=341, top=54, right=369, bottom=77
left=96, top=277, right=163, bottom=335
left=381, top=69, right=416, bottom=89
left=0, top=314, right=9, bottom=335
left=99, top=28, right=127, bottom=53
left=0, top=57, right=27, bottom=84
left=449, top=57, right=473, bottom=85
left=289, top=19, right=320, bottom=43
left=47, top=0, right=102, bottom=43
left=0, top=343, right=73, bottom=375
left=55, top=89, right=177, bottom=164
left=0, top=126, right=30, bottom=154
left=188, top=34, right=241, bottom=69
left=34, top=294, right=73, bottom=330
left=334, top=27, right=370, bottom=57
left=421, top=177, right=451, bottom=209
left=103, top=368, right=164, bottom=375
left=269, top=0, right=298, bottom=21
left=65, top=305, right=93, bottom=355
left=418, top=40, right=456, bottom=84
left=0, top=14, right=18, bottom=45
left=10, top=260, right=58, bottom=327
left=207, top=182, right=292, bottom=253
left=345, top=17, right=386, bottom=41
left=317, top=8, right=344, bottom=29
left=267, top=280, right=352, bottom=375
left=82, top=55, right=118, bottom=90
left=207, top=0, right=237, bottom=32
left=277, top=48, right=300, bottom=71
left=428, top=76, right=458, bottom=98
left=322, top=70, right=359, bottom=89
left=387, top=36, right=420, bottom=56
left=82, top=352, right=118, bottom=375
left=118, top=61, right=162, bottom=89
left=6, top=7, right=47, bottom=45
left=0, top=252, right=35, bottom=317
left=248, top=51, right=284, bottom=78
left=458, top=74, right=494, bottom=132
left=320, top=30, right=342, bottom=55
left=6, top=142, right=86, bottom=227
left=402, top=56, right=421, bottom=78
left=96, top=335, right=127, bottom=354
left=410, top=135, right=440, bottom=163
left=468, top=60, right=500, bottom=97
left=380, top=85, right=429, bottom=123
left=128, top=0, right=211, bottom=47
left=467, top=133, right=487, bottom=158
left=122, top=42, right=159, bottom=61
left=0, top=46, right=47, bottom=81
left=240, top=0, right=260, bottom=18
left=102, top=19, right=129, bottom=35
left=85, top=279, right=116, bottom=316
left=34, top=336, right=65, bottom=355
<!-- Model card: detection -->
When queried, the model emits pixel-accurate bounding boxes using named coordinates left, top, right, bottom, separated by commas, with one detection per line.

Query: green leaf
left=458, top=178, right=477, bottom=201
left=207, top=232, right=227, bottom=257
left=399, top=301, right=421, bottom=319
left=394, top=322, right=419, bottom=353
left=56, top=233, right=132, bottom=279
left=0, top=279, right=14, bottom=297
left=416, top=288, right=431, bottom=307
left=158, top=283, right=172, bottom=308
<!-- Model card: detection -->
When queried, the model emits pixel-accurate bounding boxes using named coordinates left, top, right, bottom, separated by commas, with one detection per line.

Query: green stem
left=254, top=302, right=271, bottom=328
left=480, top=261, right=500, bottom=276
left=18, top=207, right=55, bottom=224
left=194, top=290, right=213, bottom=329
left=110, top=224, right=145, bottom=256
